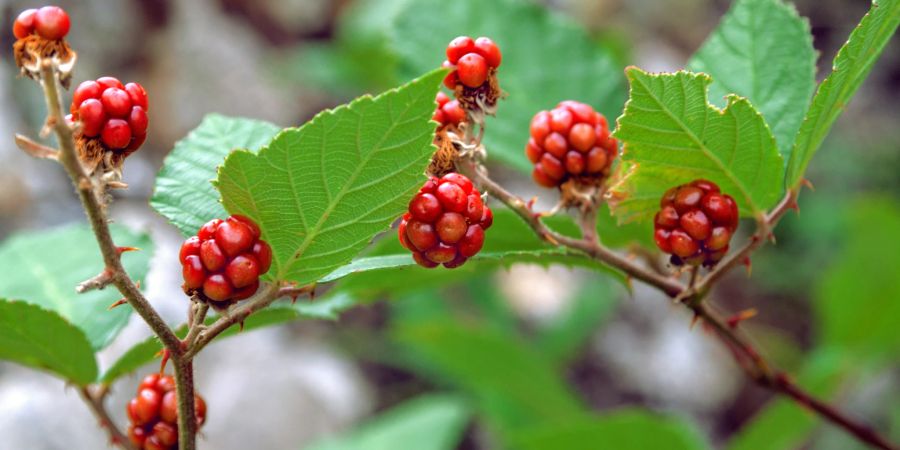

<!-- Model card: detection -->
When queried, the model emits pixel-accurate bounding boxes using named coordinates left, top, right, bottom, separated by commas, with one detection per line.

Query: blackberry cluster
left=653, top=180, right=739, bottom=266
left=442, top=36, right=502, bottom=89
left=69, top=77, right=149, bottom=153
left=526, top=100, right=618, bottom=188
left=180, top=215, right=273, bottom=303
left=126, top=374, right=206, bottom=450
left=399, top=173, right=493, bottom=268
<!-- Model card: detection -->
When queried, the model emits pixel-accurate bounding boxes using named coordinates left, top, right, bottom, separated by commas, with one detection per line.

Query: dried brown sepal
left=427, top=126, right=463, bottom=178
left=454, top=68, right=504, bottom=126
left=559, top=177, right=605, bottom=211
left=13, top=35, right=76, bottom=89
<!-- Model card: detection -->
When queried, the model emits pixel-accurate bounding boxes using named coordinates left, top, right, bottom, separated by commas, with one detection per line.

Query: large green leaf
left=512, top=409, right=709, bottom=450
left=815, top=198, right=900, bottom=358
left=0, top=224, right=152, bottom=350
left=303, top=394, right=469, bottom=450
left=216, top=70, right=443, bottom=286
left=786, top=0, right=900, bottom=188
left=99, top=293, right=354, bottom=384
left=392, top=321, right=584, bottom=436
left=0, top=299, right=97, bottom=385
left=390, top=0, right=624, bottom=172
left=151, top=114, right=280, bottom=236
left=688, top=0, right=815, bottom=161
left=610, top=68, right=784, bottom=222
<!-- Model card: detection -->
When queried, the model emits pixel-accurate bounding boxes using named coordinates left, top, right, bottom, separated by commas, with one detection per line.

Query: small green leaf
left=151, top=114, right=280, bottom=236
left=0, top=224, right=152, bottom=350
left=304, top=394, right=470, bottom=450
left=512, top=409, right=709, bottom=450
left=0, top=299, right=97, bottom=385
left=216, top=70, right=443, bottom=286
left=786, top=0, right=900, bottom=188
left=390, top=0, right=624, bottom=172
left=392, top=321, right=584, bottom=436
left=688, top=0, right=816, bottom=161
left=99, top=293, right=354, bottom=384
left=610, top=68, right=784, bottom=222
left=816, top=198, right=900, bottom=358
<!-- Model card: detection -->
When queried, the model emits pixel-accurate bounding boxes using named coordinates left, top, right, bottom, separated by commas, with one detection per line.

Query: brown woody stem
left=79, top=386, right=136, bottom=450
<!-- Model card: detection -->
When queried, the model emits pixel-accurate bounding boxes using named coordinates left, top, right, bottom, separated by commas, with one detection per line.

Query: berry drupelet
left=442, top=36, right=502, bottom=89
left=126, top=373, right=206, bottom=450
left=653, top=179, right=739, bottom=267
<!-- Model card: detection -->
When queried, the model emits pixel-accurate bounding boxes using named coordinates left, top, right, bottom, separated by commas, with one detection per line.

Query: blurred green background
left=1, top=0, right=897, bottom=449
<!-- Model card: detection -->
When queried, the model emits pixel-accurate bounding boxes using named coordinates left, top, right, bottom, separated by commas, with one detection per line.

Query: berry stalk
left=34, top=61, right=198, bottom=450
left=79, top=385, right=136, bottom=450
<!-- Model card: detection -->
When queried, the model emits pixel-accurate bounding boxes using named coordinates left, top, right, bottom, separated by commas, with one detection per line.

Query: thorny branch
left=79, top=386, right=136, bottom=450
left=30, top=61, right=198, bottom=450
left=456, top=137, right=895, bottom=450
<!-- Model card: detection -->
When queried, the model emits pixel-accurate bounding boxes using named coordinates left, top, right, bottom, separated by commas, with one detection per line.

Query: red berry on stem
left=532, top=165, right=558, bottom=188
left=540, top=153, right=566, bottom=180
left=34, top=6, right=70, bottom=40
left=125, top=82, right=149, bottom=110
left=182, top=255, right=206, bottom=289
left=673, top=186, right=704, bottom=214
left=525, top=138, right=542, bottom=164
left=705, top=226, right=731, bottom=251
left=225, top=255, right=260, bottom=289
left=127, top=425, right=147, bottom=447
left=565, top=151, right=585, bottom=174
left=101, top=119, right=132, bottom=149
left=234, top=279, right=260, bottom=300
left=530, top=111, right=551, bottom=142
left=441, top=100, right=466, bottom=125
left=458, top=224, right=485, bottom=257
left=198, top=219, right=223, bottom=241
left=568, top=123, right=596, bottom=152
left=134, top=388, right=161, bottom=425
left=73, top=81, right=102, bottom=112
left=252, top=241, right=273, bottom=274
left=406, top=220, right=438, bottom=252
left=436, top=182, right=467, bottom=213
left=669, top=229, right=699, bottom=258
left=409, top=193, right=442, bottom=222
left=199, top=240, right=226, bottom=272
left=480, top=207, right=493, bottom=229
left=474, top=37, right=502, bottom=67
left=215, top=218, right=255, bottom=257
left=465, top=193, right=484, bottom=223
left=680, top=210, right=711, bottom=241
left=231, top=214, right=261, bottom=239
left=446, top=36, right=476, bottom=64
left=586, top=147, right=609, bottom=174
left=160, top=392, right=178, bottom=424
left=436, top=212, right=467, bottom=244
left=412, top=251, right=439, bottom=269
left=543, top=132, right=568, bottom=159
left=425, top=243, right=457, bottom=264
left=441, top=173, right=474, bottom=193
left=203, top=274, right=234, bottom=302
left=654, top=205, right=679, bottom=229
left=96, top=77, right=124, bottom=91
left=156, top=375, right=176, bottom=392
left=654, top=228, right=672, bottom=253
left=78, top=99, right=106, bottom=137
left=101, top=88, right=133, bottom=118
left=456, top=53, right=488, bottom=88
left=13, top=9, right=37, bottom=40
left=152, top=422, right=178, bottom=447
left=550, top=108, right=574, bottom=134
left=128, top=107, right=149, bottom=137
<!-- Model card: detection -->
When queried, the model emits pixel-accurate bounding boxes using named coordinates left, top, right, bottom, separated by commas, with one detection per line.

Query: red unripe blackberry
left=33, top=6, right=70, bottom=40
left=101, top=118, right=132, bottom=149
left=126, top=374, right=207, bottom=450
left=70, top=77, right=149, bottom=153
left=474, top=37, right=502, bottom=68
left=398, top=173, right=492, bottom=268
left=13, top=9, right=37, bottom=40
left=457, top=53, right=488, bottom=88
left=526, top=101, right=617, bottom=188
left=442, top=35, right=501, bottom=89
left=433, top=92, right=467, bottom=128
left=180, top=215, right=272, bottom=303
left=446, top=36, right=476, bottom=64
left=653, top=179, right=739, bottom=267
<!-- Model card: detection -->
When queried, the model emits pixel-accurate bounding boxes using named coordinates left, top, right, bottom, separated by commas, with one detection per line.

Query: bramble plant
left=2, top=1, right=899, bottom=449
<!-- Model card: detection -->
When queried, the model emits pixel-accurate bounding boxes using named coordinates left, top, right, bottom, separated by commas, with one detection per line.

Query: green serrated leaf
left=99, top=293, right=354, bottom=384
left=0, top=224, right=152, bottom=350
left=688, top=0, right=816, bottom=161
left=304, top=394, right=469, bottom=450
left=216, top=70, right=443, bottom=286
left=390, top=0, right=624, bottom=172
left=151, top=114, right=281, bottom=237
left=0, top=299, right=97, bottom=385
left=511, top=409, right=709, bottom=450
left=786, top=0, right=900, bottom=188
left=610, top=68, right=784, bottom=222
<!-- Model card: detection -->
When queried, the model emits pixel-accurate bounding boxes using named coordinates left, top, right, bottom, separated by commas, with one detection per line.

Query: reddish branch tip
left=117, top=246, right=140, bottom=254
left=107, top=298, right=127, bottom=310
left=726, top=308, right=758, bottom=328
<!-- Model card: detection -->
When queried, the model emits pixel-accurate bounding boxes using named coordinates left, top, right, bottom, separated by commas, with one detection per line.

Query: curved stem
left=79, top=386, right=136, bottom=450
left=172, top=358, right=196, bottom=450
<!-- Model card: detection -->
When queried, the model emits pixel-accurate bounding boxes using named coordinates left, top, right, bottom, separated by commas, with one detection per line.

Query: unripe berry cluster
left=527, top=101, right=618, bottom=188
left=399, top=173, right=493, bottom=268
left=442, top=36, right=502, bottom=89
left=180, top=215, right=273, bottom=303
left=433, top=92, right=466, bottom=129
left=13, top=6, right=70, bottom=41
left=69, top=77, right=149, bottom=152
left=653, top=180, right=739, bottom=266
left=126, top=374, right=206, bottom=450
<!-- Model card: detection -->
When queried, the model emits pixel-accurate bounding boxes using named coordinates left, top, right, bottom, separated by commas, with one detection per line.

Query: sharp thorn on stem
left=107, top=298, right=127, bottom=310
left=726, top=308, right=758, bottom=328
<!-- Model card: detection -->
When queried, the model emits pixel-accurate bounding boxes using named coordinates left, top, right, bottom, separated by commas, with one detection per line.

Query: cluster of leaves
left=0, top=0, right=897, bottom=447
